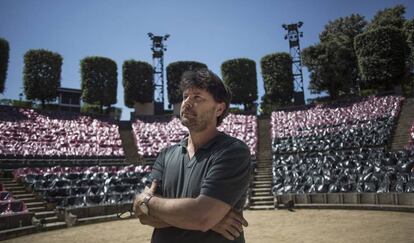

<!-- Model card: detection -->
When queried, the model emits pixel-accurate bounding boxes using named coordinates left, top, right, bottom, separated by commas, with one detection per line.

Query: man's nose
left=182, top=96, right=193, bottom=107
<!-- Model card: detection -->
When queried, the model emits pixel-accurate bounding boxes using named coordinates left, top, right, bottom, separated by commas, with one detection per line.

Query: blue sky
left=1, top=0, right=413, bottom=120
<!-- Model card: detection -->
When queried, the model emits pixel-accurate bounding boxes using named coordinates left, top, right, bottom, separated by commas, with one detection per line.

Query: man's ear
left=216, top=102, right=226, bottom=117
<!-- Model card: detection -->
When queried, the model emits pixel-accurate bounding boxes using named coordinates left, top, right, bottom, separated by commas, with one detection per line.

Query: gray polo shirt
left=150, top=132, right=251, bottom=243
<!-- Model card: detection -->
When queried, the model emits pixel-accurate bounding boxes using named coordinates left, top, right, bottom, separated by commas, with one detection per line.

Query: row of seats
left=0, top=191, right=13, bottom=201
left=13, top=165, right=152, bottom=179
left=132, top=113, right=257, bottom=157
left=0, top=106, right=124, bottom=157
left=271, top=96, right=403, bottom=153
left=15, top=165, right=152, bottom=208
left=272, top=148, right=414, bottom=194
left=273, top=118, right=394, bottom=153
left=0, top=200, right=28, bottom=215
left=271, top=95, right=402, bottom=139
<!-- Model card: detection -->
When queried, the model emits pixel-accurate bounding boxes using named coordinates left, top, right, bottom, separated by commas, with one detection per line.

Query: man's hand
left=133, top=180, right=158, bottom=216
left=212, top=209, right=248, bottom=240
left=138, top=214, right=171, bottom=228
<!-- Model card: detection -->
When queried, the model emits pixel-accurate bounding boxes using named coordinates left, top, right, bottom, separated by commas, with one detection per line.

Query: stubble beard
left=181, top=107, right=215, bottom=133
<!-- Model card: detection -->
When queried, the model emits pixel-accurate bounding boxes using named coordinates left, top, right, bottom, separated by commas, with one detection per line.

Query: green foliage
left=0, top=38, right=9, bottom=94
left=166, top=61, right=207, bottom=104
left=23, top=49, right=62, bottom=107
left=320, top=14, right=367, bottom=44
left=11, top=100, right=33, bottom=108
left=260, top=53, right=294, bottom=108
left=81, top=104, right=122, bottom=120
left=303, top=41, right=356, bottom=99
left=354, top=26, right=407, bottom=89
left=403, top=18, right=414, bottom=66
left=81, top=103, right=101, bottom=114
left=80, top=56, right=117, bottom=111
left=122, top=60, right=154, bottom=107
left=221, top=58, right=258, bottom=110
left=302, top=14, right=366, bottom=98
left=367, top=4, right=406, bottom=30
left=259, top=94, right=279, bottom=115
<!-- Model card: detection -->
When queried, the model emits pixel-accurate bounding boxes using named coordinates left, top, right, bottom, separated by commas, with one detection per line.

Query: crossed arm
left=134, top=181, right=248, bottom=240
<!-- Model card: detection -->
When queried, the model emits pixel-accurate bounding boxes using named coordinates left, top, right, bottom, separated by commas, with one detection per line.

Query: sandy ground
left=3, top=209, right=414, bottom=243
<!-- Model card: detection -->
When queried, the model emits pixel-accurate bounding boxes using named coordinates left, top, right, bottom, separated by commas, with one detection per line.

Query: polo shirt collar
left=178, top=132, right=224, bottom=152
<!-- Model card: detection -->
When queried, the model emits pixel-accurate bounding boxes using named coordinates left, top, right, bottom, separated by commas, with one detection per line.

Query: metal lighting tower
left=282, top=21, right=305, bottom=105
left=148, top=32, right=170, bottom=114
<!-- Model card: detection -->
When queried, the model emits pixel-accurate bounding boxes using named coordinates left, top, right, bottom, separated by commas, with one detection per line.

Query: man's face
left=180, top=87, right=223, bottom=132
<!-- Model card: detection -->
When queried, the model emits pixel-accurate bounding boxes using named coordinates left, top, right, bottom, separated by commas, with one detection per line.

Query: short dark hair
left=180, top=68, right=232, bottom=126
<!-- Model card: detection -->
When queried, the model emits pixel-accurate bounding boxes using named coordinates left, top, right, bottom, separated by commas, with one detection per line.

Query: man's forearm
left=148, top=196, right=229, bottom=232
left=138, top=214, right=171, bottom=229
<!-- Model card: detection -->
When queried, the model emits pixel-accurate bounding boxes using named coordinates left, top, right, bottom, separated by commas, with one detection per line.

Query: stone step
left=252, top=191, right=272, bottom=196
left=28, top=206, right=46, bottom=212
left=44, top=216, right=59, bottom=224
left=251, top=187, right=271, bottom=192
left=253, top=184, right=272, bottom=188
left=43, top=221, right=67, bottom=230
left=10, top=190, right=28, bottom=195
left=255, top=170, right=272, bottom=173
left=251, top=200, right=274, bottom=205
left=249, top=205, right=274, bottom=210
left=25, top=201, right=45, bottom=208
left=254, top=169, right=272, bottom=173
left=1, top=182, right=20, bottom=187
left=250, top=196, right=274, bottom=201
left=17, top=197, right=41, bottom=203
left=252, top=180, right=272, bottom=184
left=0, top=178, right=14, bottom=182
left=13, top=193, right=35, bottom=199
left=254, top=175, right=272, bottom=178
left=35, top=210, right=56, bottom=219
left=4, top=185, right=25, bottom=191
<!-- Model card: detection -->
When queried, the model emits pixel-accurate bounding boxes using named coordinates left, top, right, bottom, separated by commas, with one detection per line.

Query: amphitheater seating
left=270, top=95, right=414, bottom=198
left=271, top=96, right=403, bottom=153
left=0, top=199, right=33, bottom=231
left=0, top=106, right=124, bottom=158
left=14, top=165, right=152, bottom=209
left=0, top=199, right=28, bottom=214
left=272, top=148, right=414, bottom=195
left=132, top=113, right=257, bottom=158
left=0, top=191, right=13, bottom=201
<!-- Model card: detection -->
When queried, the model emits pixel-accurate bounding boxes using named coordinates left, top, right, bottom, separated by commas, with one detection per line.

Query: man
left=133, top=68, right=251, bottom=243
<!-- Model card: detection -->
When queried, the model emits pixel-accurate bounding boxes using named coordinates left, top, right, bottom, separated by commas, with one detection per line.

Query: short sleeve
left=151, top=149, right=166, bottom=194
left=200, top=140, right=251, bottom=207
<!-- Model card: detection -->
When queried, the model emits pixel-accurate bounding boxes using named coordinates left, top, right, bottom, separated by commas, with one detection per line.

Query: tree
left=303, top=41, right=355, bottom=99
left=0, top=38, right=9, bottom=94
left=403, top=18, right=414, bottom=66
left=221, top=58, right=257, bottom=111
left=80, top=56, right=117, bottom=112
left=166, top=61, right=207, bottom=104
left=367, top=4, right=406, bottom=30
left=122, top=60, right=154, bottom=108
left=354, top=27, right=407, bottom=90
left=260, top=53, right=293, bottom=111
left=23, top=49, right=62, bottom=107
left=302, top=14, right=367, bottom=98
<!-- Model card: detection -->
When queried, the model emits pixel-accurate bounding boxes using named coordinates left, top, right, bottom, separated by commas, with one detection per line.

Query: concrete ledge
left=286, top=204, right=414, bottom=213
left=276, top=193, right=414, bottom=212
left=0, top=225, right=37, bottom=241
